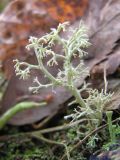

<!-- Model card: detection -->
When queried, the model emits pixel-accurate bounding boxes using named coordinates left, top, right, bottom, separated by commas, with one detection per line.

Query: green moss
left=0, top=138, right=58, bottom=160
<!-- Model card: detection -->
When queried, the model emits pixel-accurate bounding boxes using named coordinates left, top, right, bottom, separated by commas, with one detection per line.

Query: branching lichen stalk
left=13, top=21, right=113, bottom=132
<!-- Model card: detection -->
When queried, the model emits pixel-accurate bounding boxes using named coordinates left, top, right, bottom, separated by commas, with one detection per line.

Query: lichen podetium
left=14, top=21, right=113, bottom=131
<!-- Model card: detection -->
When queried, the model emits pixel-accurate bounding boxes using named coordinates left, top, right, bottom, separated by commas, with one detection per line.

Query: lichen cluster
left=14, top=21, right=113, bottom=131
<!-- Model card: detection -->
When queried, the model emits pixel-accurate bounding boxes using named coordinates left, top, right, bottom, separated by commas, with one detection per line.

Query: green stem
left=106, top=111, right=115, bottom=142
left=0, top=101, right=47, bottom=129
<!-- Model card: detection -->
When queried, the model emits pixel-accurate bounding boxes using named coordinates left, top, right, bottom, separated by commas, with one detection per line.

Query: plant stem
left=106, top=111, right=115, bottom=142
left=0, top=101, right=47, bottom=129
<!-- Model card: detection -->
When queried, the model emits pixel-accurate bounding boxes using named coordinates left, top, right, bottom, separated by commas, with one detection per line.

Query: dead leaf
left=88, top=0, right=120, bottom=79
left=0, top=0, right=88, bottom=78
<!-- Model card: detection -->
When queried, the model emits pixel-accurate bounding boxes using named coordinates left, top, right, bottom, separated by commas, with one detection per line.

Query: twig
left=0, top=119, right=86, bottom=141
left=32, top=112, right=57, bottom=129
left=104, top=66, right=108, bottom=94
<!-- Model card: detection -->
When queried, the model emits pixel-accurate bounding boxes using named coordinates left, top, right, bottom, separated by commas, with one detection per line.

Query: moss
left=0, top=138, right=57, bottom=160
